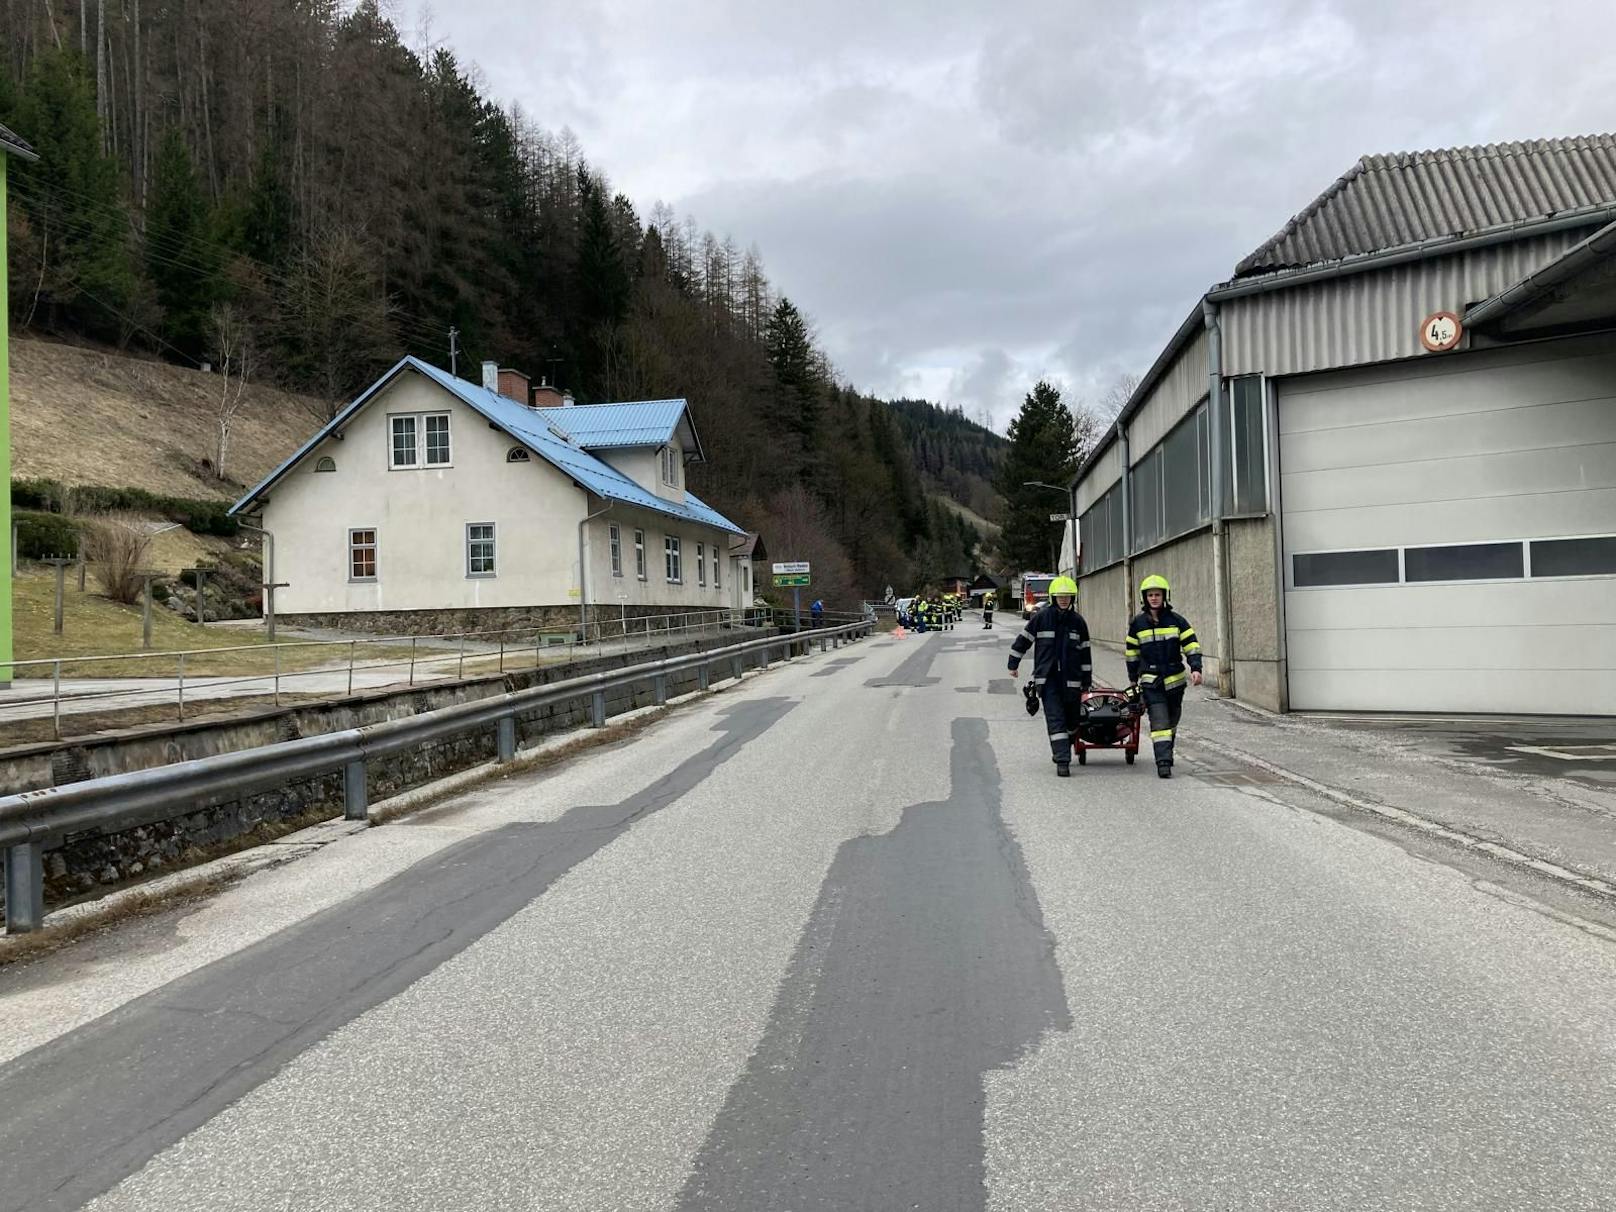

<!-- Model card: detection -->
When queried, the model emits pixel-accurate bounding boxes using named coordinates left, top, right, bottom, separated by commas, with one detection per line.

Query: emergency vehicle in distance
left=1020, top=572, right=1056, bottom=619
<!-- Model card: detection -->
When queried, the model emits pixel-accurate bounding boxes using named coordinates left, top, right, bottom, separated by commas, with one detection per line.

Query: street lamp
left=1022, top=480, right=1079, bottom=577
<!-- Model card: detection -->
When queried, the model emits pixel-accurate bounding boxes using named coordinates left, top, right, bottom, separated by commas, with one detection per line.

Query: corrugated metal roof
left=231, top=358, right=745, bottom=536
left=0, top=122, right=38, bottom=161
left=1236, top=134, right=1616, bottom=276
left=536, top=400, right=687, bottom=449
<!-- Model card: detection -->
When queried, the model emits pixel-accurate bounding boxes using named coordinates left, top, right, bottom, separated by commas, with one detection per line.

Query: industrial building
left=1072, top=135, right=1616, bottom=715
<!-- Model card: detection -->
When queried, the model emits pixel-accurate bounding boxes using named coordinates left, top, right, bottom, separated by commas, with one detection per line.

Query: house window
left=713, top=547, right=720, bottom=589
left=610, top=524, right=623, bottom=577
left=389, top=412, right=451, bottom=469
left=697, top=541, right=706, bottom=586
left=660, top=446, right=680, bottom=488
left=507, top=447, right=531, bottom=463
left=350, top=529, right=378, bottom=580
left=315, top=456, right=337, bottom=472
left=425, top=414, right=452, bottom=465
left=634, top=529, right=647, bottom=580
left=390, top=417, right=416, bottom=468
left=664, top=535, right=682, bottom=583
left=744, top=565, right=751, bottom=593
left=466, top=523, right=496, bottom=577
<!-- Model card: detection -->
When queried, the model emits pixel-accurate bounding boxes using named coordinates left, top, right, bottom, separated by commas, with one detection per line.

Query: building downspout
left=1117, top=416, right=1133, bottom=614
left=237, top=520, right=279, bottom=642
left=578, top=500, right=613, bottom=638
left=1203, top=298, right=1234, bottom=698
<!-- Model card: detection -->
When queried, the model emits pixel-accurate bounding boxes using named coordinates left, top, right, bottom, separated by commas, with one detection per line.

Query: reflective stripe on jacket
left=1007, top=604, right=1093, bottom=689
left=1125, top=609, right=1202, bottom=688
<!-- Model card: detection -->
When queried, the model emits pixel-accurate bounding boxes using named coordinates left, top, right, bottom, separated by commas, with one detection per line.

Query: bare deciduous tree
left=1096, top=371, right=1141, bottom=423
left=207, top=302, right=254, bottom=480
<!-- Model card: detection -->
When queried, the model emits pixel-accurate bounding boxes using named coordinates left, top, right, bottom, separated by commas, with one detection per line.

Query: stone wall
left=276, top=601, right=726, bottom=637
left=1, top=627, right=791, bottom=909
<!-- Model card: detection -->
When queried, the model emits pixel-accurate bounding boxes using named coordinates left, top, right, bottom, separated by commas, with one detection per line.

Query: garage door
left=1278, top=338, right=1616, bottom=715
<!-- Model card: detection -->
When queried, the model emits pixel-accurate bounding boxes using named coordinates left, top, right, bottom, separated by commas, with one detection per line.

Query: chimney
left=530, top=379, right=566, bottom=409
left=497, top=367, right=531, bottom=405
left=481, top=360, right=499, bottom=393
left=561, top=392, right=576, bottom=408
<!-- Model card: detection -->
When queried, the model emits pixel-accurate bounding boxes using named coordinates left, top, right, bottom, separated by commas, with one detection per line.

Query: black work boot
left=1157, top=762, right=1172, bottom=779
left=1056, top=763, right=1070, bottom=777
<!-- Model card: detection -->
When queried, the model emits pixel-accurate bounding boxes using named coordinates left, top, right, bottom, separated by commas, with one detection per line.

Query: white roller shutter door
left=1278, top=339, right=1616, bottom=715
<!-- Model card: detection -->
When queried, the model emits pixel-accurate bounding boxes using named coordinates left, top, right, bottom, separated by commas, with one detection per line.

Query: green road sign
left=773, top=574, right=811, bottom=587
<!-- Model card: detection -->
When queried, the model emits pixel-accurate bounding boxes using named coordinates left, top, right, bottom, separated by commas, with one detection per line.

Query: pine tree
left=10, top=48, right=133, bottom=340
left=996, top=380, right=1080, bottom=573
left=765, top=297, right=820, bottom=444
left=146, top=128, right=222, bottom=359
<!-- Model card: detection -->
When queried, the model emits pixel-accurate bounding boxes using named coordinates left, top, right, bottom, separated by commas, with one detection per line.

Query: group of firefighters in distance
left=1007, top=573, right=1201, bottom=780
left=899, top=593, right=969, bottom=632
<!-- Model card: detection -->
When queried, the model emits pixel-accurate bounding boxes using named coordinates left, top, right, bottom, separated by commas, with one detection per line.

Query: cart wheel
left=1125, top=750, right=1136, bottom=765
left=1077, top=750, right=1087, bottom=766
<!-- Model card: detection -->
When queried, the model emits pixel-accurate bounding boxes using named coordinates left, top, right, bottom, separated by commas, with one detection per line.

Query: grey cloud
left=407, top=0, right=1616, bottom=425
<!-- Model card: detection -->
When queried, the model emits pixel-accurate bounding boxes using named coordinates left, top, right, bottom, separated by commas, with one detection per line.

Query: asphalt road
left=5, top=626, right=1616, bottom=1210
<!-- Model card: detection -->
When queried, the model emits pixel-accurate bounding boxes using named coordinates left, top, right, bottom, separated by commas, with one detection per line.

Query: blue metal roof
left=537, top=400, right=688, bottom=450
left=230, top=357, right=745, bottom=536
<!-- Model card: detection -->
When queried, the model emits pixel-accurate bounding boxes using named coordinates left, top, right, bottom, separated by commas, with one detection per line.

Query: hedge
left=13, top=509, right=81, bottom=559
left=11, top=478, right=239, bottom=537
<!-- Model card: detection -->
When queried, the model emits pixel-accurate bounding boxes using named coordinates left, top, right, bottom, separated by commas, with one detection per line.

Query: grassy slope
left=9, top=336, right=320, bottom=499
left=932, top=493, right=1001, bottom=535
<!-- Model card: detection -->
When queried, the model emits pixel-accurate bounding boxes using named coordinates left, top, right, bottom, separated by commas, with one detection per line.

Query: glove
left=1024, top=684, right=1040, bottom=716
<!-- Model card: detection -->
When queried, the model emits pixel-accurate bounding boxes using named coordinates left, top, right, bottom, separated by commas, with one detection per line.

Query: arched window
left=315, top=456, right=337, bottom=472
left=507, top=447, right=531, bottom=463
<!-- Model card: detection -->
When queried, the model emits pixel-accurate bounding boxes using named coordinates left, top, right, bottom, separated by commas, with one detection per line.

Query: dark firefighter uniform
left=1008, top=585, right=1092, bottom=772
left=1125, top=575, right=1202, bottom=775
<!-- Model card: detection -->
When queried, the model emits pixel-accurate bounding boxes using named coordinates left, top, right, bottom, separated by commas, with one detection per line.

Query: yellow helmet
left=1140, top=574, right=1170, bottom=594
left=1049, top=576, right=1078, bottom=597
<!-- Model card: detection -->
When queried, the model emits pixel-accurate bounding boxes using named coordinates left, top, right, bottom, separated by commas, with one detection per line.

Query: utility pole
left=448, top=327, right=460, bottom=377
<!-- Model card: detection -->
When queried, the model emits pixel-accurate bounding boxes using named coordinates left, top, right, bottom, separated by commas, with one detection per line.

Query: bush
left=82, top=513, right=156, bottom=604
left=10, top=478, right=240, bottom=538
left=13, top=510, right=80, bottom=559
left=151, top=579, right=172, bottom=603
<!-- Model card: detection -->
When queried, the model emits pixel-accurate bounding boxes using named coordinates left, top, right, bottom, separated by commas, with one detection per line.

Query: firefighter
left=1006, top=576, right=1092, bottom=777
left=982, top=593, right=994, bottom=629
left=1125, top=574, right=1203, bottom=779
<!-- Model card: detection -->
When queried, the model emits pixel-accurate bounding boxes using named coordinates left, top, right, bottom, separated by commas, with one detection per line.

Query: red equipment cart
left=1071, top=683, right=1143, bottom=766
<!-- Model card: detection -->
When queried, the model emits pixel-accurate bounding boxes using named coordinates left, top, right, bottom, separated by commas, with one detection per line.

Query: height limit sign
left=773, top=560, right=811, bottom=588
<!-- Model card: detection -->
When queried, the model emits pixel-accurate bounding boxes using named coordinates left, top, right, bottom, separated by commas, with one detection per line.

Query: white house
left=229, top=357, right=752, bottom=633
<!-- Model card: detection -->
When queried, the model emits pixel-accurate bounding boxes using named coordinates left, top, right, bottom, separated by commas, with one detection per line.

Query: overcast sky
left=398, top=0, right=1614, bottom=431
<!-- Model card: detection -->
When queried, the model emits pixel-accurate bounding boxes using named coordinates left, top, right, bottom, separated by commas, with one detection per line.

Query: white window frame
left=609, top=523, right=623, bottom=577
left=713, top=546, right=721, bottom=589
left=349, top=528, right=378, bottom=582
left=661, top=446, right=680, bottom=488
left=466, top=522, right=496, bottom=578
left=664, top=534, right=682, bottom=583
left=697, top=541, right=706, bottom=586
left=634, top=529, right=647, bottom=580
left=389, top=411, right=452, bottom=469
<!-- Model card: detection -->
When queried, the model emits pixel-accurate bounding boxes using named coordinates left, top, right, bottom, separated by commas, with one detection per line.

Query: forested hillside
left=0, top=1, right=996, bottom=603
left=885, top=398, right=1005, bottom=524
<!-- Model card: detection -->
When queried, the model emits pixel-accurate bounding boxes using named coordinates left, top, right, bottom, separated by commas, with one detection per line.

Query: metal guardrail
left=0, top=617, right=875, bottom=933
left=0, top=607, right=872, bottom=740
